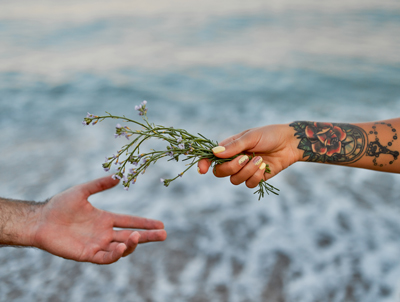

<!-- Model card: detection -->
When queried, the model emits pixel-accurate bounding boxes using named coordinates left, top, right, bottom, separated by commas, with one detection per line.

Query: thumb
left=212, top=130, right=259, bottom=158
left=82, top=176, right=120, bottom=198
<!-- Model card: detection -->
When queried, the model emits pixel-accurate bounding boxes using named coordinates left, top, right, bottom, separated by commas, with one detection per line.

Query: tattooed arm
left=197, top=118, right=400, bottom=188
left=290, top=119, right=399, bottom=172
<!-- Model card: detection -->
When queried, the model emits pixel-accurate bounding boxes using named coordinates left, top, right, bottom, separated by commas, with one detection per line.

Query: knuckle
left=229, top=139, right=243, bottom=151
left=213, top=166, right=224, bottom=178
left=226, top=165, right=237, bottom=175
left=214, top=164, right=235, bottom=178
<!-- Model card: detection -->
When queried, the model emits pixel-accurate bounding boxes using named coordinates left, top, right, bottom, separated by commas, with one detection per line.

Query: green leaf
left=298, top=138, right=310, bottom=149
left=303, top=150, right=313, bottom=158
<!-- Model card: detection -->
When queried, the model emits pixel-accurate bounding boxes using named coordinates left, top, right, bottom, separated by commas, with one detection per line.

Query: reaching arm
left=0, top=176, right=167, bottom=264
left=0, top=197, right=42, bottom=247
left=198, top=118, right=400, bottom=188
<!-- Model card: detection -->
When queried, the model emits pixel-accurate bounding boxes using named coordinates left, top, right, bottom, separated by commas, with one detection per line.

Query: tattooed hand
left=198, top=118, right=400, bottom=190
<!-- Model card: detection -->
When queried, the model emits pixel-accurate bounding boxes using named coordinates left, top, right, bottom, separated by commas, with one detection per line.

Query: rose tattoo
left=305, top=122, right=347, bottom=156
left=290, top=121, right=367, bottom=164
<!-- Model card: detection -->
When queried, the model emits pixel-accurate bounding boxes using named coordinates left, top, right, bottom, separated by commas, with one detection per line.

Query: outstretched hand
left=33, top=176, right=167, bottom=264
left=198, top=124, right=301, bottom=188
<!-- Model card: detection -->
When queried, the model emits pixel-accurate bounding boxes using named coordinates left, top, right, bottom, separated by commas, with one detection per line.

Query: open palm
left=33, top=176, right=167, bottom=264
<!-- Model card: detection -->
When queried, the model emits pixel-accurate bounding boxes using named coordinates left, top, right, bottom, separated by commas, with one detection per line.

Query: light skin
left=198, top=118, right=400, bottom=187
left=0, top=176, right=167, bottom=264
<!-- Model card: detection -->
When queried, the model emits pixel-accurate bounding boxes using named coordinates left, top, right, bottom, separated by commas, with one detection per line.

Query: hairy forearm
left=290, top=118, right=400, bottom=172
left=0, top=198, right=44, bottom=247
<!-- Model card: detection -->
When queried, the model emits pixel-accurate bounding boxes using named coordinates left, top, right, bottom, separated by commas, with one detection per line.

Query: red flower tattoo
left=305, top=122, right=347, bottom=157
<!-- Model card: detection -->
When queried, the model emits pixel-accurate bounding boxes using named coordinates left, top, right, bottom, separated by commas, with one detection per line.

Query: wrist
left=285, top=123, right=303, bottom=163
left=28, top=201, right=46, bottom=248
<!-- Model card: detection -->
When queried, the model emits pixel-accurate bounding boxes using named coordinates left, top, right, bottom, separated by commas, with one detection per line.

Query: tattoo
left=290, top=121, right=367, bottom=164
left=366, top=122, right=399, bottom=167
left=290, top=121, right=400, bottom=167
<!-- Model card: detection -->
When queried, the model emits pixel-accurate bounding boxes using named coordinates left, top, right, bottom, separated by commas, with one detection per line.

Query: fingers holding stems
left=199, top=145, right=271, bottom=188
left=198, top=159, right=212, bottom=174
left=246, top=162, right=267, bottom=188
left=229, top=155, right=265, bottom=188
left=213, top=154, right=249, bottom=178
left=198, top=141, right=279, bottom=197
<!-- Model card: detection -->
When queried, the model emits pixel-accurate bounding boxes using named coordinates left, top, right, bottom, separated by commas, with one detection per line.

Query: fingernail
left=238, top=155, right=249, bottom=166
left=253, top=156, right=262, bottom=166
left=212, top=146, right=225, bottom=154
left=259, top=162, right=266, bottom=170
left=197, top=167, right=202, bottom=174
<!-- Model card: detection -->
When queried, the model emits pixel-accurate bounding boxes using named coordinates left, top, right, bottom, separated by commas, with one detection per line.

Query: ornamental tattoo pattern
left=290, top=121, right=367, bottom=164
left=366, top=122, right=399, bottom=167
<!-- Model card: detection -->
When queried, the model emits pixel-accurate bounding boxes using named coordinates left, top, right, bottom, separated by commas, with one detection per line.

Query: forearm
left=0, top=198, right=44, bottom=247
left=290, top=118, right=400, bottom=173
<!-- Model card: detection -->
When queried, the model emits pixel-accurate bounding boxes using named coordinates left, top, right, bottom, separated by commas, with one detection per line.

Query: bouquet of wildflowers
left=83, top=101, right=279, bottom=199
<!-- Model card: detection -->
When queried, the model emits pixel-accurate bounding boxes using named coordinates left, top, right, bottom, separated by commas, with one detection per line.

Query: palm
left=38, top=194, right=114, bottom=262
left=33, top=177, right=166, bottom=264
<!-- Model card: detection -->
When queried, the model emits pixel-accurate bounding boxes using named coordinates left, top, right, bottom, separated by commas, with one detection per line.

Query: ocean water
left=1, top=1, right=400, bottom=301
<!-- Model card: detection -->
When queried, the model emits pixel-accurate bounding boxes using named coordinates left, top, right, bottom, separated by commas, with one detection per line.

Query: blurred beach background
left=1, top=0, right=400, bottom=301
